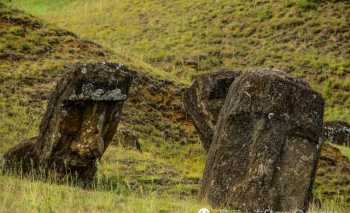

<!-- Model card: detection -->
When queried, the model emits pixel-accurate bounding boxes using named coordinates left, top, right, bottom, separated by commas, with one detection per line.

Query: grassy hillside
left=0, top=172, right=205, bottom=213
left=1, top=1, right=350, bottom=212
left=6, top=0, right=350, bottom=123
left=0, top=2, right=108, bottom=152
left=0, top=3, right=205, bottom=212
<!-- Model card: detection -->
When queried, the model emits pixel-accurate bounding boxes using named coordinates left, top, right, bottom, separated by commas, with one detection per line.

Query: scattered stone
left=183, top=70, right=240, bottom=151
left=119, top=129, right=142, bottom=152
left=2, top=137, right=37, bottom=174
left=324, top=121, right=350, bottom=146
left=4, top=63, right=133, bottom=184
left=200, top=69, right=324, bottom=212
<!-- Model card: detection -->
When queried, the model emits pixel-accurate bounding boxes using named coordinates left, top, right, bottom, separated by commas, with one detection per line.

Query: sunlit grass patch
left=334, top=145, right=350, bottom=160
left=0, top=173, right=206, bottom=213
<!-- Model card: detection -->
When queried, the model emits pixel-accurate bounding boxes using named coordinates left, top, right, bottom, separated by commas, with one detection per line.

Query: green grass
left=1, top=1, right=350, bottom=212
left=0, top=135, right=207, bottom=213
left=334, top=144, right=350, bottom=160
left=0, top=174, right=207, bottom=213
left=2, top=0, right=72, bottom=16
left=1, top=143, right=348, bottom=212
left=0, top=171, right=343, bottom=213
left=314, top=144, right=350, bottom=211
left=6, top=0, right=350, bottom=123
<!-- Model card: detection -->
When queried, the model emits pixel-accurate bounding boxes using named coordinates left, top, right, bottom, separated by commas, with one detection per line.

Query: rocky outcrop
left=4, top=63, right=133, bottom=184
left=183, top=70, right=240, bottom=151
left=324, top=121, right=350, bottom=146
left=200, top=70, right=324, bottom=212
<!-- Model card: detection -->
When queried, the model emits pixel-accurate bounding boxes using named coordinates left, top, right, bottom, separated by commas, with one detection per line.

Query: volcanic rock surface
left=4, top=62, right=133, bottom=183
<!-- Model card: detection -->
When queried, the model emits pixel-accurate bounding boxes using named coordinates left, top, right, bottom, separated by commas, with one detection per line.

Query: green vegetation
left=0, top=173, right=206, bottom=213
left=334, top=144, right=350, bottom=160
left=6, top=0, right=350, bottom=122
left=1, top=0, right=350, bottom=212
left=314, top=144, right=350, bottom=211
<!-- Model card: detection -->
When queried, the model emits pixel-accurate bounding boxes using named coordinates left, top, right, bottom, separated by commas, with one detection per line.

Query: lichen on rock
left=200, top=69, right=325, bottom=212
left=324, top=121, right=350, bottom=146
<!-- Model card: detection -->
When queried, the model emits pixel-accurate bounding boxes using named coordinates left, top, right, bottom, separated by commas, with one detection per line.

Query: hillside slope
left=0, top=2, right=108, bottom=151
left=1, top=1, right=350, bottom=212
left=0, top=2, right=202, bottom=202
left=7, top=0, right=350, bottom=122
left=0, top=1, right=198, bottom=150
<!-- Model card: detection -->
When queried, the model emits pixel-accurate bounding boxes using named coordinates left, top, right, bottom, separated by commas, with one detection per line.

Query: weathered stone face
left=183, top=70, right=240, bottom=151
left=4, top=63, right=133, bottom=183
left=200, top=70, right=324, bottom=212
left=324, top=121, right=350, bottom=146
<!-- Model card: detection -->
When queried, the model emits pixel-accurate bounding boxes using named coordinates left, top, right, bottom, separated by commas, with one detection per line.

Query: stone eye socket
left=208, top=79, right=233, bottom=100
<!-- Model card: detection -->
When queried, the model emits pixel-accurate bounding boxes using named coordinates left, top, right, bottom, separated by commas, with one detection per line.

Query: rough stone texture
left=4, top=63, right=133, bottom=183
left=324, top=121, right=350, bottom=146
left=200, top=70, right=324, bottom=212
left=2, top=137, right=38, bottom=173
left=183, top=70, right=240, bottom=151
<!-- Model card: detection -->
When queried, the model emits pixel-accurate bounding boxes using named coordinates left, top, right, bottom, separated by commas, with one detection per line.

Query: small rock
left=119, top=129, right=142, bottom=152
left=324, top=121, right=350, bottom=146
